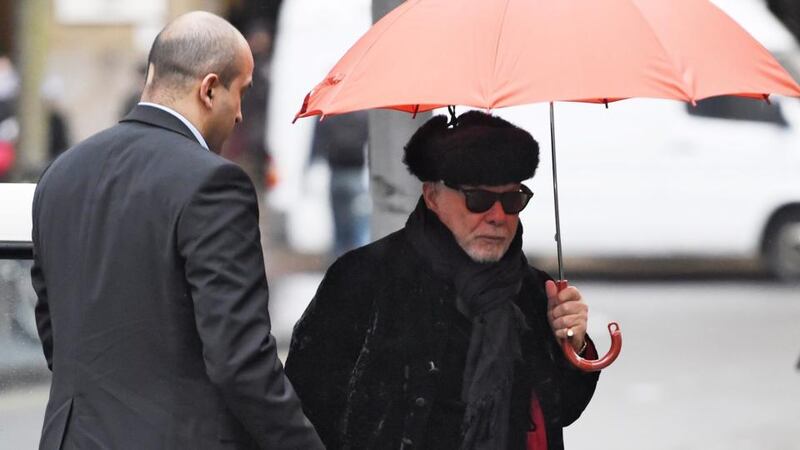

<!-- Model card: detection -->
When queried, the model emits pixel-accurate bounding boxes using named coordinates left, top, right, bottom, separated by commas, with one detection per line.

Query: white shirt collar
left=137, top=102, right=209, bottom=151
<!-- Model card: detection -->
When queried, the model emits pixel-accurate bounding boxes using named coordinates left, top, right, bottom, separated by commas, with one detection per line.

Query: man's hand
left=545, top=280, right=589, bottom=353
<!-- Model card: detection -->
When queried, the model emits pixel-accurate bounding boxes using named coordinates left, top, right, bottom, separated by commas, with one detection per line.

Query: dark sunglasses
left=444, top=182, right=533, bottom=214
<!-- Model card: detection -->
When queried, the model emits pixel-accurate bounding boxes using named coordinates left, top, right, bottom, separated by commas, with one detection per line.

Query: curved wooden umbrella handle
left=561, top=322, right=622, bottom=372
left=556, top=280, right=622, bottom=372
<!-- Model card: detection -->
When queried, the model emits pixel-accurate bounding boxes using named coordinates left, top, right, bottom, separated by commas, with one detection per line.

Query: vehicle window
left=0, top=258, right=37, bottom=343
left=0, top=252, right=50, bottom=449
left=686, top=95, right=789, bottom=126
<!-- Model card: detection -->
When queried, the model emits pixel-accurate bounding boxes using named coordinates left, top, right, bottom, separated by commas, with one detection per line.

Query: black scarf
left=406, top=198, right=528, bottom=450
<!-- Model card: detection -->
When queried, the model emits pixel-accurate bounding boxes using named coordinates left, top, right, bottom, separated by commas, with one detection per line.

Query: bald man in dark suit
left=30, top=11, right=322, bottom=450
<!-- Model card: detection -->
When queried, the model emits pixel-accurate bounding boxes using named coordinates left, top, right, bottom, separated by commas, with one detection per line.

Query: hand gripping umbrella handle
left=556, top=280, right=622, bottom=372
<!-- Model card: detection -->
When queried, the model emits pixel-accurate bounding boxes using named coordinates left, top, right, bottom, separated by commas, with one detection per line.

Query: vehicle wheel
left=765, top=212, right=800, bottom=282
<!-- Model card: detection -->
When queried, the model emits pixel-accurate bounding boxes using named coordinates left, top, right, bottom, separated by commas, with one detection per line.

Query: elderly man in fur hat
left=285, top=111, right=600, bottom=450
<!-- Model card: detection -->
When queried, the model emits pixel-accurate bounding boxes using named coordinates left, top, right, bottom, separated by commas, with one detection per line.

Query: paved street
left=0, top=382, right=49, bottom=450
left=563, top=280, right=800, bottom=450
left=2, top=278, right=799, bottom=449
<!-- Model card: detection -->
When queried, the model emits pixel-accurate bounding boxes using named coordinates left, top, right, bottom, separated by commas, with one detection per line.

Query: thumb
left=545, top=280, right=559, bottom=305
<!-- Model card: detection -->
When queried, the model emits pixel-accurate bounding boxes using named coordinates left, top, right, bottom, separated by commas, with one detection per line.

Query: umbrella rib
left=488, top=0, right=514, bottom=108
left=323, top=0, right=422, bottom=113
left=627, top=0, right=695, bottom=102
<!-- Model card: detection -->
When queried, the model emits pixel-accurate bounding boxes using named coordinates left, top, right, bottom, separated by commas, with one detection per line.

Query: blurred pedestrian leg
left=310, top=110, right=370, bottom=258
left=330, top=166, right=369, bottom=257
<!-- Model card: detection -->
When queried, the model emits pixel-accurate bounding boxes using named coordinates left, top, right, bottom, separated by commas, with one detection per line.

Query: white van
left=503, top=0, right=800, bottom=280
left=0, top=182, right=34, bottom=256
left=0, top=183, right=37, bottom=341
left=506, top=93, right=800, bottom=280
left=268, top=0, right=800, bottom=280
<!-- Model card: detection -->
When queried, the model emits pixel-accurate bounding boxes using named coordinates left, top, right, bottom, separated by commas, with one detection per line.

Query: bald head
left=139, top=11, right=255, bottom=153
left=144, top=11, right=246, bottom=97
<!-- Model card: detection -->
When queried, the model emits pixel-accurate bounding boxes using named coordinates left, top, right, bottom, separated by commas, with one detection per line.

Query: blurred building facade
left=0, top=0, right=276, bottom=179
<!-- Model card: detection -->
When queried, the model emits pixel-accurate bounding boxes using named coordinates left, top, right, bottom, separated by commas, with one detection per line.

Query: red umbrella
left=296, top=0, right=800, bottom=117
left=294, top=0, right=800, bottom=372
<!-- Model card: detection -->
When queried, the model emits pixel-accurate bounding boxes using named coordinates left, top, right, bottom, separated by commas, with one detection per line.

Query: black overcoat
left=31, top=105, right=322, bottom=450
left=286, top=228, right=599, bottom=449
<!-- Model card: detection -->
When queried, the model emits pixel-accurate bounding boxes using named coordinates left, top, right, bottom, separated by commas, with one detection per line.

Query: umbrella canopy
left=293, top=0, right=800, bottom=372
left=296, top=0, right=800, bottom=119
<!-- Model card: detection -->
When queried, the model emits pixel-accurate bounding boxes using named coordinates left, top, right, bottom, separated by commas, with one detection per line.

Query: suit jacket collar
left=121, top=104, right=203, bottom=147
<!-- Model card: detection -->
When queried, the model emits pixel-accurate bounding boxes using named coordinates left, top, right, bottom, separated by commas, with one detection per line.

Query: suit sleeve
left=30, top=186, right=53, bottom=371
left=285, top=255, right=372, bottom=449
left=177, top=163, right=323, bottom=450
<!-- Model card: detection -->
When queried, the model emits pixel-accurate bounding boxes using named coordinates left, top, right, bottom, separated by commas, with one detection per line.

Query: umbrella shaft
left=549, top=102, right=564, bottom=280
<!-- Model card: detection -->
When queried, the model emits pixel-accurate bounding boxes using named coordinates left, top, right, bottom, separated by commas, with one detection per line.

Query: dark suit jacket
left=31, top=105, right=322, bottom=450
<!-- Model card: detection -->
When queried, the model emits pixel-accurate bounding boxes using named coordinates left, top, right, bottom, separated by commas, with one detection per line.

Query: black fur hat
left=403, top=110, right=540, bottom=186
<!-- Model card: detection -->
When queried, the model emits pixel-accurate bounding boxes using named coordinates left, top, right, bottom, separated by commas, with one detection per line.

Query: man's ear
left=144, top=63, right=155, bottom=87
left=422, top=182, right=439, bottom=212
left=199, top=74, right=219, bottom=109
